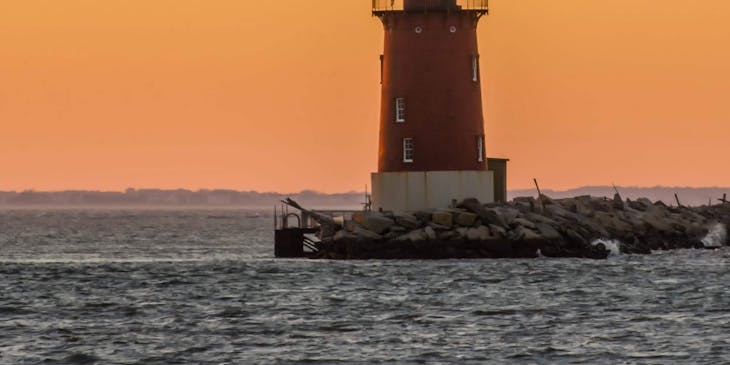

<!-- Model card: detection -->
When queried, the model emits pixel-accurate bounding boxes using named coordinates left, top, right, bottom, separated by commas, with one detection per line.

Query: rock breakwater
left=313, top=195, right=730, bottom=260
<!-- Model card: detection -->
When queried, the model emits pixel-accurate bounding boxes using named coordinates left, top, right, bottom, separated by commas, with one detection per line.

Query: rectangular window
left=403, top=138, right=414, bottom=163
left=379, top=55, right=384, bottom=84
left=395, top=97, right=406, bottom=122
left=472, top=55, right=480, bottom=82
left=477, top=135, right=484, bottom=162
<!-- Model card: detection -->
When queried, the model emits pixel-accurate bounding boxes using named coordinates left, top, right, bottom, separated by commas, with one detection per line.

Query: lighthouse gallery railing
left=372, top=0, right=488, bottom=12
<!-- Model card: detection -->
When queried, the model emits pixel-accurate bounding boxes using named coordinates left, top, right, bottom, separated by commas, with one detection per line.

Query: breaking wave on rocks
left=591, top=239, right=622, bottom=256
left=701, top=223, right=727, bottom=248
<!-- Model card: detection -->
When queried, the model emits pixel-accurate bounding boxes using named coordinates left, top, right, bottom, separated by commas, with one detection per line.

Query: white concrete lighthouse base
left=371, top=170, right=495, bottom=212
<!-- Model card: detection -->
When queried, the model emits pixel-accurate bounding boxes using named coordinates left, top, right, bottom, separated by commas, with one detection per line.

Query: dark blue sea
left=0, top=209, right=728, bottom=364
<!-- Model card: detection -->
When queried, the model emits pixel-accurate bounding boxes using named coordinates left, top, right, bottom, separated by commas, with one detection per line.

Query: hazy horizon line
left=2, top=185, right=730, bottom=195
left=1, top=185, right=728, bottom=208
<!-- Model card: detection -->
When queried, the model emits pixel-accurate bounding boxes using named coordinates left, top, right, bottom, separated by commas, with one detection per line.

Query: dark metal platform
left=274, top=228, right=319, bottom=258
left=273, top=203, right=364, bottom=258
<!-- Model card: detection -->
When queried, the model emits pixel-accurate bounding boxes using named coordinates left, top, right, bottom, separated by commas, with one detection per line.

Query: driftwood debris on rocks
left=719, top=194, right=729, bottom=205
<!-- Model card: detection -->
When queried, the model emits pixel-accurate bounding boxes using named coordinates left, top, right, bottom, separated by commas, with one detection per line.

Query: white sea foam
left=591, top=239, right=622, bottom=256
left=701, top=223, right=727, bottom=248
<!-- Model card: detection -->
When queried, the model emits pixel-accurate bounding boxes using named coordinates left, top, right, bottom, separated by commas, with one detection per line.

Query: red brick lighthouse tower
left=371, top=0, right=506, bottom=211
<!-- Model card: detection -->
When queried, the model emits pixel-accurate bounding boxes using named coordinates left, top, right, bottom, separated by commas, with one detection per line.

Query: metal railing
left=372, top=0, right=488, bottom=12
left=274, top=204, right=362, bottom=231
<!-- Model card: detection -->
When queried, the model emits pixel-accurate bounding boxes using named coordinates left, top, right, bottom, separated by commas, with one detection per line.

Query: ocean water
left=0, top=209, right=728, bottom=364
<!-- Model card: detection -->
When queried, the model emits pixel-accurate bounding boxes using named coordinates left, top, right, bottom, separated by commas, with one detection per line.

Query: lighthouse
left=371, top=0, right=507, bottom=211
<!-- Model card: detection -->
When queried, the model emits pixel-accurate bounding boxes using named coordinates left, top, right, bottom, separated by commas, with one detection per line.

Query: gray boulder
left=524, top=213, right=558, bottom=225
left=352, top=226, right=384, bottom=241
left=489, top=224, right=507, bottom=238
left=457, top=198, right=506, bottom=226
left=535, top=223, right=562, bottom=241
left=414, top=210, right=434, bottom=224
left=363, top=213, right=395, bottom=234
left=424, top=226, right=437, bottom=240
left=593, top=212, right=633, bottom=234
left=428, top=222, right=452, bottom=231
left=394, top=212, right=421, bottom=229
left=432, top=211, right=454, bottom=228
left=399, top=229, right=428, bottom=243
left=455, top=212, right=479, bottom=227
left=636, top=198, right=655, bottom=212
left=586, top=197, right=614, bottom=213
left=513, top=197, right=538, bottom=212
left=642, top=210, right=674, bottom=233
left=457, top=198, right=484, bottom=212
left=334, top=230, right=357, bottom=241
left=564, top=228, right=588, bottom=247
left=575, top=200, right=594, bottom=216
left=571, top=213, right=610, bottom=238
left=344, top=220, right=360, bottom=232
left=489, top=207, right=518, bottom=226
left=511, top=217, right=537, bottom=230
left=465, top=227, right=482, bottom=241
left=509, top=226, right=544, bottom=241
left=545, top=204, right=575, bottom=219
left=476, top=225, right=492, bottom=240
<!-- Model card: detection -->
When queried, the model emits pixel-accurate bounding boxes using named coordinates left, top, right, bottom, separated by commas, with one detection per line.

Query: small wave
left=83, top=302, right=116, bottom=309
left=179, top=345, right=213, bottom=354
left=591, top=239, right=622, bottom=256
left=206, top=215, right=229, bottom=220
left=218, top=307, right=249, bottom=318
left=63, top=352, right=100, bottom=365
left=0, top=306, right=34, bottom=315
left=121, top=306, right=139, bottom=316
left=701, top=223, right=727, bottom=248
left=472, top=307, right=546, bottom=317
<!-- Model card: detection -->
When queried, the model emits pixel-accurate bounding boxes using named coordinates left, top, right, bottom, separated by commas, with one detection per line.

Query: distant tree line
left=0, top=189, right=364, bottom=208
left=1, top=186, right=727, bottom=208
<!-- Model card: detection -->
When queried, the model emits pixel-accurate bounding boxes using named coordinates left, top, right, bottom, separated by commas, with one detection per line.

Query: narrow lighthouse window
left=477, top=135, right=485, bottom=162
left=395, top=98, right=406, bottom=122
left=472, top=55, right=480, bottom=82
left=379, top=55, right=384, bottom=84
left=403, top=138, right=414, bottom=163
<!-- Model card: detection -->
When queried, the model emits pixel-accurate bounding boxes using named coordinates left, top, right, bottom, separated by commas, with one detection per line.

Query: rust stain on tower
left=371, top=0, right=507, bottom=211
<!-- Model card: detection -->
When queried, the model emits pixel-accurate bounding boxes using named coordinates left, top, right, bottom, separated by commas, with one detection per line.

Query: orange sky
left=2, top=0, right=729, bottom=193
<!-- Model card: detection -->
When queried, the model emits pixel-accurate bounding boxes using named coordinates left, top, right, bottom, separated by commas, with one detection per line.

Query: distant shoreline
left=0, top=186, right=728, bottom=208
left=0, top=205, right=279, bottom=210
left=0, top=189, right=365, bottom=209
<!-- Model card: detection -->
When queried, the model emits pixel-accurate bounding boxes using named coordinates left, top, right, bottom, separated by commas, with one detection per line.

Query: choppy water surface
left=0, top=209, right=728, bottom=364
